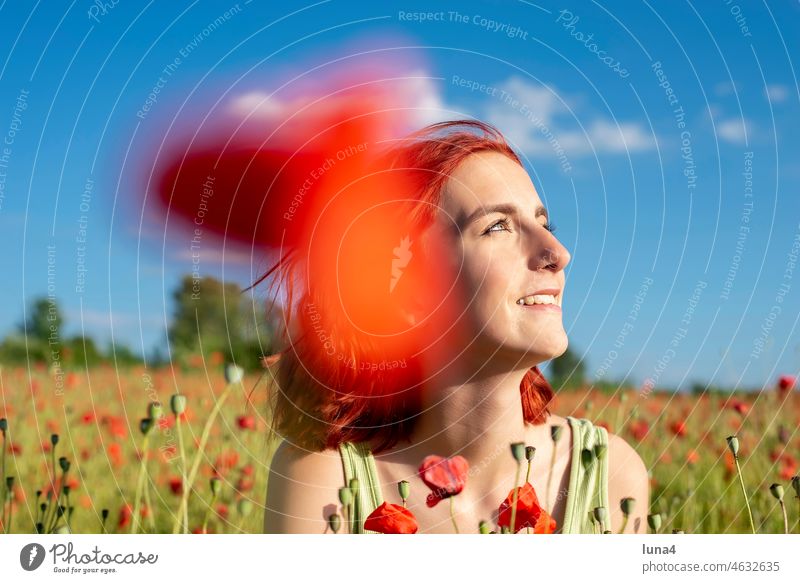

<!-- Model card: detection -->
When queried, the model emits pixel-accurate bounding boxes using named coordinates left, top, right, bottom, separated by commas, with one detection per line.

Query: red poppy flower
left=686, top=449, right=700, bottom=465
left=669, top=420, right=687, bottom=438
left=729, top=400, right=749, bottom=416
left=778, top=375, right=796, bottom=394
left=236, top=415, right=256, bottom=430
left=418, top=455, right=469, bottom=508
left=169, top=477, right=184, bottom=495
left=364, top=501, right=418, bottom=534
left=629, top=419, right=649, bottom=442
left=497, top=482, right=556, bottom=534
left=118, top=504, right=132, bottom=530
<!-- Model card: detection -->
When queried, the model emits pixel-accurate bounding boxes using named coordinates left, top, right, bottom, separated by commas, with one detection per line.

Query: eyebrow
left=456, top=203, right=549, bottom=231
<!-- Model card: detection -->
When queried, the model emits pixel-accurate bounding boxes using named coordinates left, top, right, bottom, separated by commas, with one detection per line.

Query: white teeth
left=517, top=294, right=558, bottom=306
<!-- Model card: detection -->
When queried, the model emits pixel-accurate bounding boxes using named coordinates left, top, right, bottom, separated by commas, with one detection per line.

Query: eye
left=482, top=218, right=511, bottom=235
left=544, top=221, right=557, bottom=234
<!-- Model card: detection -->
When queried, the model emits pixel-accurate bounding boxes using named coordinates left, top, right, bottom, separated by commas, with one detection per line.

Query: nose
left=532, top=230, right=571, bottom=273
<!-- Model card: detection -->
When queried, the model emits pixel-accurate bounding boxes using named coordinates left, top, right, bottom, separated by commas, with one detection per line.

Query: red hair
left=258, top=120, right=555, bottom=453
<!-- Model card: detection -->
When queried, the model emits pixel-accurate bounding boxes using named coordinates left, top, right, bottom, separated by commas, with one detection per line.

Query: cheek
left=458, top=251, right=516, bottom=326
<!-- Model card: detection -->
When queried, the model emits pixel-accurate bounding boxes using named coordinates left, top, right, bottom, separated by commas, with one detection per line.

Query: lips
left=516, top=287, right=562, bottom=307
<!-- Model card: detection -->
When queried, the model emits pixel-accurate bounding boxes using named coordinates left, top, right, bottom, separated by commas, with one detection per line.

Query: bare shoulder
left=606, top=432, right=649, bottom=533
left=263, top=440, right=344, bottom=534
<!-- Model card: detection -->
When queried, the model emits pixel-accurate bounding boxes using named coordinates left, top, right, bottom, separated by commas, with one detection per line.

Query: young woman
left=262, top=120, right=649, bottom=534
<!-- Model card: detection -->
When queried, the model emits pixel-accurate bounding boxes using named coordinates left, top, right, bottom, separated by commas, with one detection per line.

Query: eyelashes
left=482, top=218, right=557, bottom=236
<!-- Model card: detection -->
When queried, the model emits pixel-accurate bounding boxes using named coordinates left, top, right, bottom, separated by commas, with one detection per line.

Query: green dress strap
left=338, top=441, right=385, bottom=533
left=560, top=416, right=610, bottom=533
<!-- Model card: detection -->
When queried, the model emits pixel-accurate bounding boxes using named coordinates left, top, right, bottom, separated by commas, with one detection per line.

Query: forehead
left=440, top=151, right=541, bottom=213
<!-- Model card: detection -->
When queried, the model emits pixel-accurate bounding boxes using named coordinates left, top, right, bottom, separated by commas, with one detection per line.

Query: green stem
left=510, top=463, right=521, bottom=533
left=525, top=460, right=532, bottom=485
left=618, top=514, right=629, bottom=534
left=142, top=468, right=156, bottom=532
left=733, top=457, right=756, bottom=534
left=177, top=383, right=235, bottom=534
left=172, top=416, right=188, bottom=534
left=449, top=496, right=460, bottom=534
left=5, top=493, right=12, bottom=533
left=131, top=434, right=150, bottom=534
left=779, top=500, right=788, bottom=534
left=201, top=492, right=217, bottom=534
left=1, top=432, right=6, bottom=532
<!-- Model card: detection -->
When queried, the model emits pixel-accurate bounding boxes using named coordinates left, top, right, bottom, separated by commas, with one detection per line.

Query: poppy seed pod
left=593, top=506, right=607, bottom=525
left=224, top=364, right=244, bottom=385
left=525, top=446, right=536, bottom=462
left=510, top=442, right=525, bottom=462
left=349, top=478, right=359, bottom=499
left=148, top=402, right=163, bottom=420
left=479, top=520, right=491, bottom=534
left=51, top=433, right=59, bottom=447
left=398, top=480, right=410, bottom=502
left=140, top=417, right=153, bottom=435
left=101, top=508, right=109, bottom=520
left=170, top=394, right=187, bottom=416
left=210, top=477, right=222, bottom=497
left=338, top=486, right=353, bottom=507
left=769, top=483, right=784, bottom=501
left=551, top=425, right=563, bottom=443
left=620, top=497, right=635, bottom=516
left=726, top=435, right=739, bottom=457
left=647, top=513, right=662, bottom=532
left=237, top=498, right=253, bottom=517
left=328, top=513, right=341, bottom=533
left=59, top=457, right=70, bottom=473
left=0, top=417, right=7, bottom=433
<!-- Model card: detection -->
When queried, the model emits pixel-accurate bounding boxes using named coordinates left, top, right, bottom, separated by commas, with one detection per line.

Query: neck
left=405, top=346, right=535, bottom=465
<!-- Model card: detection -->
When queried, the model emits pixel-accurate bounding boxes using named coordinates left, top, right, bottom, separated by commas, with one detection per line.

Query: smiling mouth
left=516, top=290, right=562, bottom=308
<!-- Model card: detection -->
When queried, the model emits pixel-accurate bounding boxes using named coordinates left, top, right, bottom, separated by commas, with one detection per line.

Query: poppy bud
left=40, top=503, right=47, bottom=514
left=479, top=520, right=491, bottom=534
left=6, top=476, right=15, bottom=489
left=593, top=506, right=607, bottom=525
left=525, top=446, right=536, bottom=462
left=349, top=478, right=359, bottom=499
left=510, top=442, right=525, bottom=462
left=594, top=443, right=607, bottom=461
left=0, top=417, right=7, bottom=433
left=59, top=457, right=70, bottom=473
left=224, top=364, right=244, bottom=385
left=148, top=402, right=163, bottom=420
left=62, top=485, right=71, bottom=497
left=769, top=483, right=784, bottom=501
left=398, top=480, right=410, bottom=502
left=210, top=477, right=222, bottom=496
left=792, top=475, right=800, bottom=498
left=647, top=513, right=662, bottom=532
left=170, top=394, right=187, bottom=416
left=101, top=508, right=109, bottom=520
left=140, top=417, right=153, bottom=435
left=35, top=490, right=41, bottom=499
left=581, top=448, right=595, bottom=470
left=237, top=498, right=253, bottom=517
left=551, top=425, right=563, bottom=443
left=620, top=497, right=635, bottom=516
left=338, top=486, right=353, bottom=507
left=726, top=435, right=739, bottom=457
left=35, top=522, right=44, bottom=534
left=328, top=513, right=341, bottom=533
left=51, top=433, right=59, bottom=447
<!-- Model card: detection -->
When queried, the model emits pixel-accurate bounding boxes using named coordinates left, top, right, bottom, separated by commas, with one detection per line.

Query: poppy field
left=0, top=362, right=797, bottom=534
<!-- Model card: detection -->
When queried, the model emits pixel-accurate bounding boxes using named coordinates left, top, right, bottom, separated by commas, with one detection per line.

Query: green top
left=338, top=416, right=609, bottom=534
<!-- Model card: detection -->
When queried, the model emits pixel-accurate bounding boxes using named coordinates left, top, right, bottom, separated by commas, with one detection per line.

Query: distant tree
left=548, top=345, right=586, bottom=389
left=20, top=296, right=62, bottom=346
left=64, top=336, right=103, bottom=368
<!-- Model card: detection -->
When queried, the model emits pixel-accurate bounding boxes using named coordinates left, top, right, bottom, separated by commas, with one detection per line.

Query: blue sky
left=0, top=0, right=798, bottom=390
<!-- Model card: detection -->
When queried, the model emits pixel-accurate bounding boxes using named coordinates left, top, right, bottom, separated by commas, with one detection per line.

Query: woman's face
left=429, top=150, right=572, bottom=365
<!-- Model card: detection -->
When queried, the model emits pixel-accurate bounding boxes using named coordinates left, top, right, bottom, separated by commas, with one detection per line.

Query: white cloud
left=717, top=118, right=750, bottom=144
left=764, top=84, right=789, bottom=103
left=484, top=76, right=654, bottom=156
